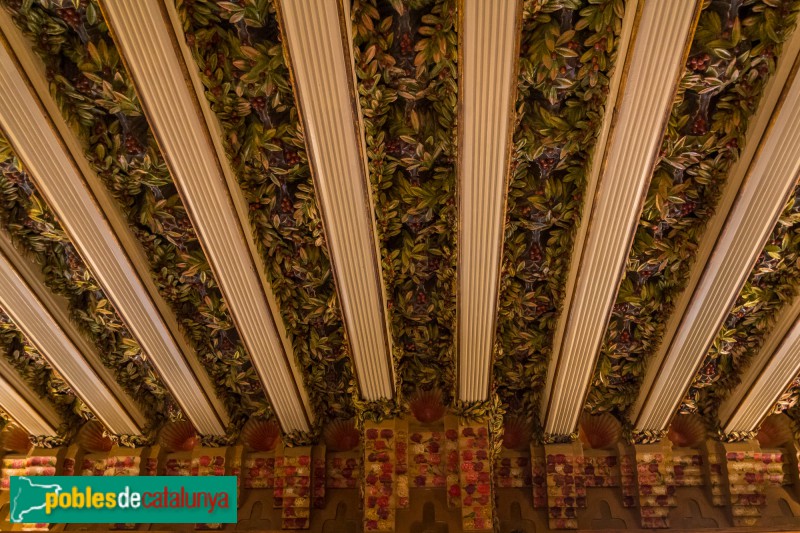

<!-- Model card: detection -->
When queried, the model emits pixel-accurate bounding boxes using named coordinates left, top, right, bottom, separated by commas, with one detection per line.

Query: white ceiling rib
left=457, top=0, right=521, bottom=402
left=278, top=0, right=396, bottom=401
left=631, top=18, right=800, bottom=432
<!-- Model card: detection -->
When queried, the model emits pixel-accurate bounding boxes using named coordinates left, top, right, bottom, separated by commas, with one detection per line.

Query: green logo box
left=9, top=476, right=237, bottom=524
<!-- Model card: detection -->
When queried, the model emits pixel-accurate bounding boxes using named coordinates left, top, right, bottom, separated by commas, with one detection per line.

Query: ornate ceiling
left=0, top=0, right=798, bottom=454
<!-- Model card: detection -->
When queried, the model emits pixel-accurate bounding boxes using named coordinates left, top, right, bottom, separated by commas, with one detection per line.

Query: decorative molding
left=0, top=233, right=145, bottom=435
left=276, top=0, right=394, bottom=401
left=541, top=0, right=701, bottom=435
left=629, top=429, right=669, bottom=446
left=456, top=0, right=520, bottom=401
left=0, top=355, right=60, bottom=436
left=720, top=296, right=800, bottom=433
left=635, top=54, right=800, bottom=432
left=0, top=22, right=228, bottom=436
left=100, top=0, right=313, bottom=432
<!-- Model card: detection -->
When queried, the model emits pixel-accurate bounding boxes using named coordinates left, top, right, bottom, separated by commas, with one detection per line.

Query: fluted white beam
left=457, top=0, right=521, bottom=401
left=720, top=296, right=800, bottom=433
left=635, top=55, right=800, bottom=432
left=0, top=22, right=228, bottom=436
left=100, top=0, right=314, bottom=430
left=277, top=0, right=395, bottom=400
left=633, top=16, right=800, bottom=432
left=0, top=234, right=145, bottom=435
left=0, top=356, right=60, bottom=437
left=541, top=0, right=700, bottom=436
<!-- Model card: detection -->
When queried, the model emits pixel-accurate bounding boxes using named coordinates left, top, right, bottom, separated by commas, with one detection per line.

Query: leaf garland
left=682, top=182, right=800, bottom=417
left=493, top=0, right=624, bottom=419
left=776, top=373, right=800, bottom=414
left=352, top=0, right=458, bottom=401
left=0, top=308, right=89, bottom=436
left=587, top=0, right=800, bottom=415
left=2, top=0, right=274, bottom=428
left=0, top=132, right=176, bottom=434
left=174, top=0, right=356, bottom=424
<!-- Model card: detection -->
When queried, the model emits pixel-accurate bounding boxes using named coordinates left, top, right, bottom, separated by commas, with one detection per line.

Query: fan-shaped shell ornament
left=501, top=416, right=532, bottom=450
left=579, top=413, right=621, bottom=449
left=409, top=389, right=446, bottom=424
left=0, top=425, right=32, bottom=453
left=757, top=414, right=793, bottom=448
left=159, top=421, right=198, bottom=452
left=76, top=421, right=113, bottom=453
left=241, top=419, right=280, bottom=452
left=323, top=418, right=360, bottom=452
left=667, top=414, right=706, bottom=448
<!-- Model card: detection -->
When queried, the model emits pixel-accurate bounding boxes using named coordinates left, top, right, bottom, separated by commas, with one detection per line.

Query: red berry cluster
left=385, top=139, right=402, bottom=155
left=124, top=136, right=143, bottom=155
left=679, top=200, right=696, bottom=217
left=75, top=76, right=94, bottom=94
left=57, top=7, right=82, bottom=30
left=529, top=244, right=543, bottom=262
left=399, top=33, right=413, bottom=55
left=251, top=95, right=266, bottom=112
left=538, top=156, right=556, bottom=174
left=689, top=53, right=711, bottom=72
left=690, top=115, right=708, bottom=136
left=284, top=150, right=301, bottom=166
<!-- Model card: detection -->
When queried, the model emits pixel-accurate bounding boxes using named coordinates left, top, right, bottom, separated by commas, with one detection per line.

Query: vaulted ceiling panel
left=718, top=285, right=800, bottom=433
left=492, top=0, right=629, bottom=418
left=587, top=0, right=800, bottom=417
left=0, top=316, right=70, bottom=437
left=542, top=0, right=700, bottom=438
left=1, top=0, right=800, bottom=470
left=352, top=0, right=458, bottom=401
left=173, top=0, right=357, bottom=422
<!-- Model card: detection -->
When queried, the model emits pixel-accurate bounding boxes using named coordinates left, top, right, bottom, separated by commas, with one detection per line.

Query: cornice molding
left=100, top=0, right=314, bottom=430
left=542, top=0, right=701, bottom=436
left=456, top=0, right=521, bottom=401
left=635, top=54, right=800, bottom=432
left=276, top=0, right=395, bottom=401
left=0, top=19, right=228, bottom=436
